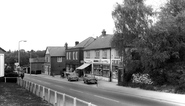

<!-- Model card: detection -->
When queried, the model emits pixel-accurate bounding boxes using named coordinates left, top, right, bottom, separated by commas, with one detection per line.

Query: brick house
left=44, top=46, right=66, bottom=75
left=30, top=57, right=45, bottom=74
left=83, top=30, right=121, bottom=82
left=65, top=37, right=95, bottom=77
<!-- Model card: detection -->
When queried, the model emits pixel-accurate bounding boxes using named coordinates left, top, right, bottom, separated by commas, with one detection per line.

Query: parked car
left=67, top=73, right=79, bottom=81
left=83, top=74, right=97, bottom=84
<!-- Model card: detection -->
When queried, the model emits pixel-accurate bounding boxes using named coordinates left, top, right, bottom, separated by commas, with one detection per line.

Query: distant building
left=30, top=57, right=45, bottom=74
left=44, top=46, right=66, bottom=75
left=65, top=37, right=95, bottom=77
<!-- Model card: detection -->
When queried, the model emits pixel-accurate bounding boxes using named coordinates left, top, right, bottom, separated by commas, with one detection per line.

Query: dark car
left=83, top=74, right=97, bottom=84
left=67, top=73, right=79, bottom=81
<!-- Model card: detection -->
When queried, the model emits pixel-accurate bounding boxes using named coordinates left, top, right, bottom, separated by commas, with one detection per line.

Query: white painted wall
left=0, top=54, right=4, bottom=77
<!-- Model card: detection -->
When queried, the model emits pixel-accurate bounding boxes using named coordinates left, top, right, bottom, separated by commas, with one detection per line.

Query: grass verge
left=0, top=82, right=53, bottom=106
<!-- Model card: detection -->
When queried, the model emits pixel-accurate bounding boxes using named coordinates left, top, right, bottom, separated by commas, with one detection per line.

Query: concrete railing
left=17, top=78, right=97, bottom=106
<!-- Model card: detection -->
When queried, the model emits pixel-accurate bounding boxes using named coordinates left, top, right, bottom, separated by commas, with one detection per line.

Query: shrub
left=132, top=73, right=153, bottom=84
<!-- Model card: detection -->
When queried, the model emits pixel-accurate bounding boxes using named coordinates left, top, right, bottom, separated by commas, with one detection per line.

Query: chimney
left=75, top=41, right=79, bottom=45
left=65, top=42, right=68, bottom=50
left=102, top=29, right=106, bottom=36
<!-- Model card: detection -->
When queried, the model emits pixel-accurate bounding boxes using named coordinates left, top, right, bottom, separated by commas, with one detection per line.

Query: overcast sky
left=0, top=0, right=166, bottom=51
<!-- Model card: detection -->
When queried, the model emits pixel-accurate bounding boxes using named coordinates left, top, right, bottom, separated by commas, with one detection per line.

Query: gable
left=0, top=47, right=6, bottom=53
left=46, top=48, right=49, bottom=55
left=45, top=46, right=66, bottom=57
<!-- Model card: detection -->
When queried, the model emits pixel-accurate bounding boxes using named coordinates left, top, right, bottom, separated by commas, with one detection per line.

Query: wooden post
left=54, top=91, right=57, bottom=106
left=43, top=87, right=45, bottom=100
left=88, top=102, right=92, bottom=106
left=48, top=88, right=50, bottom=102
left=62, top=94, right=65, bottom=106
left=73, top=97, right=76, bottom=106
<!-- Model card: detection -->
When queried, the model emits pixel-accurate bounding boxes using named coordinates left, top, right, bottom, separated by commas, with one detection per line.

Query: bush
left=132, top=73, right=153, bottom=84
left=5, top=72, right=19, bottom=77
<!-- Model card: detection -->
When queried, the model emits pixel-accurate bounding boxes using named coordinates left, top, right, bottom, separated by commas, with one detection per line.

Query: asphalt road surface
left=24, top=75, right=183, bottom=106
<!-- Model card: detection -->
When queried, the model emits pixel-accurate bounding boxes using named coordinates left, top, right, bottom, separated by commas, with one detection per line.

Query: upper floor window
left=95, top=50, right=100, bottom=59
left=66, top=52, right=68, bottom=60
left=57, top=57, right=62, bottom=62
left=69, top=52, right=71, bottom=60
left=102, top=50, right=107, bottom=59
left=114, top=51, right=119, bottom=59
left=76, top=52, right=78, bottom=60
left=73, top=52, right=75, bottom=60
left=86, top=51, right=90, bottom=59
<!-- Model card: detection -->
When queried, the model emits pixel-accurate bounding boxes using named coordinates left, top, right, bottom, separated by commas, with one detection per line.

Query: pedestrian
left=21, top=72, right=24, bottom=79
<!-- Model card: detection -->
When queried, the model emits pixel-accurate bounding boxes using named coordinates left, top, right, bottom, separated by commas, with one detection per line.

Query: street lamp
left=18, top=40, right=27, bottom=66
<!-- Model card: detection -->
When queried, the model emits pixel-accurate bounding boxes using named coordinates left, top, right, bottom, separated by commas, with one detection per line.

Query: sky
left=0, top=0, right=167, bottom=52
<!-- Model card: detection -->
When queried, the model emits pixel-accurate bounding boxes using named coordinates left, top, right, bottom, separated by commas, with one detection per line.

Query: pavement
left=26, top=73, right=185, bottom=106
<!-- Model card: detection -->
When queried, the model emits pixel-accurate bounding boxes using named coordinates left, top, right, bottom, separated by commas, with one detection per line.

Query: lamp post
left=18, top=40, right=27, bottom=66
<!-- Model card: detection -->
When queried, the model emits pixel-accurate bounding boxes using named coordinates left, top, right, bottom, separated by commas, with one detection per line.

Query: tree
left=136, top=0, right=185, bottom=85
left=111, top=0, right=153, bottom=85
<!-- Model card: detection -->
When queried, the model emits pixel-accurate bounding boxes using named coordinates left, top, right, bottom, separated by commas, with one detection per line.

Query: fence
left=17, top=78, right=97, bottom=106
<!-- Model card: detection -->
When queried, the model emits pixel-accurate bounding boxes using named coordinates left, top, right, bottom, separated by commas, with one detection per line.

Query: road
left=24, top=75, right=182, bottom=106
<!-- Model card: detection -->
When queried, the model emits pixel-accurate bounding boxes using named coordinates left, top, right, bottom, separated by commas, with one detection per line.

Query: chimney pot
left=102, top=29, right=106, bottom=36
left=75, top=41, right=79, bottom=45
left=65, top=42, right=68, bottom=50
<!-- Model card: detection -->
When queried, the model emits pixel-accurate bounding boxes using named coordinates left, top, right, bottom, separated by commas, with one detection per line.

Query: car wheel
left=84, top=80, right=86, bottom=83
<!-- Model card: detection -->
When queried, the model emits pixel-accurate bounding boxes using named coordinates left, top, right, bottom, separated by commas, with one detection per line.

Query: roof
left=73, top=37, right=95, bottom=49
left=0, top=47, right=6, bottom=53
left=30, top=57, right=45, bottom=63
left=45, top=46, right=65, bottom=56
left=84, top=34, right=113, bottom=50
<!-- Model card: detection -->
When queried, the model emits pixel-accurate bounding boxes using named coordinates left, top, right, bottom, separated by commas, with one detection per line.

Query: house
left=44, top=46, right=66, bottom=75
left=0, top=47, right=6, bottom=81
left=83, top=30, right=121, bottom=82
left=65, top=37, right=95, bottom=77
left=30, top=57, right=45, bottom=74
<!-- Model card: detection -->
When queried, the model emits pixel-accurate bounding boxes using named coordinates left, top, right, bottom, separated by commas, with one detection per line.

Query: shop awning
left=76, top=63, right=90, bottom=70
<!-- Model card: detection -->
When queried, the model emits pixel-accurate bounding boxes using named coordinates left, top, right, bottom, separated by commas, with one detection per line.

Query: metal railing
left=17, top=78, right=97, bottom=106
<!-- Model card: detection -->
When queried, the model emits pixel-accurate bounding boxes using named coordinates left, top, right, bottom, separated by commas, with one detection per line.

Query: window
left=73, top=52, right=75, bottom=60
left=114, top=51, right=119, bottom=59
left=76, top=52, right=78, bottom=60
left=66, top=52, right=68, bottom=60
left=69, top=52, right=71, bottom=60
left=86, top=51, right=90, bottom=59
left=102, top=50, right=107, bottom=59
left=57, top=57, right=62, bottom=62
left=95, top=50, right=100, bottom=59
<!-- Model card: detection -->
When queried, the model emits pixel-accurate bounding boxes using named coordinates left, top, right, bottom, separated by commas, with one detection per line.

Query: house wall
left=66, top=49, right=84, bottom=72
left=84, top=48, right=121, bottom=82
left=51, top=56, right=65, bottom=75
left=0, top=53, right=4, bottom=77
left=44, top=54, right=51, bottom=75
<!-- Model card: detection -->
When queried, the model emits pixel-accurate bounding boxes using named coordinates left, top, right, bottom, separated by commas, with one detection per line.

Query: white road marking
left=94, top=95, right=119, bottom=103
left=69, top=88, right=84, bottom=93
